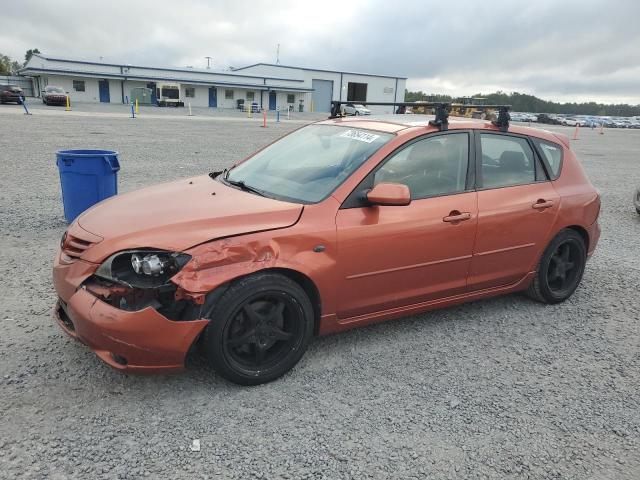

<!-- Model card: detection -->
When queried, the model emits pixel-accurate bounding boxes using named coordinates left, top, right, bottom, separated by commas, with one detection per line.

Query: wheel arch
left=261, top=267, right=322, bottom=335
left=565, top=225, right=589, bottom=252
left=194, top=267, right=322, bottom=335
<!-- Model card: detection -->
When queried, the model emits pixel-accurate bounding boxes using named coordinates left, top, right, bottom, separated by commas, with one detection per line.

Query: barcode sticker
left=339, top=129, right=380, bottom=143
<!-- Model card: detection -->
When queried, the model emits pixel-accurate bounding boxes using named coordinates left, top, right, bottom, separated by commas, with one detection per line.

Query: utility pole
left=205, top=56, right=212, bottom=69
left=276, top=44, right=280, bottom=65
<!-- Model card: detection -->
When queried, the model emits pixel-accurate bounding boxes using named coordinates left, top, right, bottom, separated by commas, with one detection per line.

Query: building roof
left=19, top=54, right=313, bottom=91
left=23, top=54, right=301, bottom=82
left=233, top=63, right=407, bottom=80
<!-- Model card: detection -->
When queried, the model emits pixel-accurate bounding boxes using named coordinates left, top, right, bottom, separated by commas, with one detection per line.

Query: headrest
left=499, top=151, right=526, bottom=172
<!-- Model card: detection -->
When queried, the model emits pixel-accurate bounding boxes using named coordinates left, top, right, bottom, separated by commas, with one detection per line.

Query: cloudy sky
left=2, top=0, right=639, bottom=104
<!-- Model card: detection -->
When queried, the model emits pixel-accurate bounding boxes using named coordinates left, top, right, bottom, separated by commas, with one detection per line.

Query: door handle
left=532, top=199, right=554, bottom=210
left=443, top=211, right=472, bottom=223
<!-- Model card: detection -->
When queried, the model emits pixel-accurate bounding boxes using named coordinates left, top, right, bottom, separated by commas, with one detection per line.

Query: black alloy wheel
left=526, top=229, right=587, bottom=304
left=223, top=294, right=301, bottom=371
left=204, top=272, right=314, bottom=385
left=546, top=242, right=580, bottom=294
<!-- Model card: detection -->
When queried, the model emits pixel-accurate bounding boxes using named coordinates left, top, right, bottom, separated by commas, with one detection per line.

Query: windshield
left=161, top=87, right=179, bottom=99
left=225, top=125, right=393, bottom=203
left=46, top=86, right=65, bottom=93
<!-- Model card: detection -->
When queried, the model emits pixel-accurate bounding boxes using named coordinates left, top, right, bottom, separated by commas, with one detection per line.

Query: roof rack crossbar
left=328, top=101, right=511, bottom=132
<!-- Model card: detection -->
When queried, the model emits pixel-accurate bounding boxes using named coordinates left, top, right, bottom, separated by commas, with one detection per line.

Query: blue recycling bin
left=56, top=149, right=120, bottom=223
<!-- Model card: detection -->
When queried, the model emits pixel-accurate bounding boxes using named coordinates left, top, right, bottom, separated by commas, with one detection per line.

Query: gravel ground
left=1, top=103, right=639, bottom=479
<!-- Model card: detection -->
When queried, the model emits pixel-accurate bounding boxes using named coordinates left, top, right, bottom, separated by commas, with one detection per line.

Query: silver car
left=343, top=103, right=371, bottom=116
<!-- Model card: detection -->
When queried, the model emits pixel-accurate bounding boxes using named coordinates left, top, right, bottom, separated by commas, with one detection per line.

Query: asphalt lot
left=1, top=102, right=639, bottom=479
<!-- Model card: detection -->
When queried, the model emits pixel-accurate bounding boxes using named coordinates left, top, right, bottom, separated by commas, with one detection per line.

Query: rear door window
left=479, top=134, right=538, bottom=189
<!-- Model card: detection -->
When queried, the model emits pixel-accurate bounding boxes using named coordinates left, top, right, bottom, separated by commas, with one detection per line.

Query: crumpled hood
left=77, top=175, right=303, bottom=263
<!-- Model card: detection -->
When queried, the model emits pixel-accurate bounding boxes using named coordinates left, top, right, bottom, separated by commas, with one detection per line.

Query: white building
left=20, top=54, right=406, bottom=113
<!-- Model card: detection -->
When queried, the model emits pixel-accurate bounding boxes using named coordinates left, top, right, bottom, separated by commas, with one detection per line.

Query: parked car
left=635, top=187, right=640, bottom=214
left=0, top=84, right=24, bottom=104
left=42, top=86, right=68, bottom=106
left=395, top=106, right=413, bottom=114
left=562, top=117, right=579, bottom=127
left=537, top=113, right=562, bottom=125
left=343, top=103, right=371, bottom=115
left=53, top=114, right=601, bottom=385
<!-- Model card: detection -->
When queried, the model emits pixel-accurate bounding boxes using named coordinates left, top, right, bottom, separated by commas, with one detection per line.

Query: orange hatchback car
left=53, top=106, right=600, bottom=384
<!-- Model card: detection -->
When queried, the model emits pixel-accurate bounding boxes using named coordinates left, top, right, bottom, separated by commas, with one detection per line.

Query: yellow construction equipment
left=450, top=97, right=495, bottom=119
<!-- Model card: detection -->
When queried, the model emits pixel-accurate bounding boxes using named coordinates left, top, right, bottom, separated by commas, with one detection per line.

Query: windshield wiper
left=225, top=178, right=267, bottom=197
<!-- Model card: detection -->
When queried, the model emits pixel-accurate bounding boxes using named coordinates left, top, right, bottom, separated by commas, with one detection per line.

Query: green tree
left=403, top=89, right=640, bottom=116
left=0, top=53, right=12, bottom=75
left=24, top=48, right=41, bottom=65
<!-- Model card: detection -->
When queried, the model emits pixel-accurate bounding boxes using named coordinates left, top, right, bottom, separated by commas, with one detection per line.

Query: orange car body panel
left=52, top=116, right=600, bottom=372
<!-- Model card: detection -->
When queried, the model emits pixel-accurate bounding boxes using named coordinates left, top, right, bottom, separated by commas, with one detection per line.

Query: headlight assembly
left=95, top=250, right=191, bottom=288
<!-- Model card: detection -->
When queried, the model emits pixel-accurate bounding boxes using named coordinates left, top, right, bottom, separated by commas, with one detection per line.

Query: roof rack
left=328, top=101, right=511, bottom=132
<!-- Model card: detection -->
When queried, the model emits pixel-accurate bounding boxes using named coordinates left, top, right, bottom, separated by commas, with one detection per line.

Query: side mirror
left=366, top=182, right=411, bottom=206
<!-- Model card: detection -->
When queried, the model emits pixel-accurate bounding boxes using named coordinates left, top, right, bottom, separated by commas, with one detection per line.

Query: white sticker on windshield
left=339, top=129, right=380, bottom=143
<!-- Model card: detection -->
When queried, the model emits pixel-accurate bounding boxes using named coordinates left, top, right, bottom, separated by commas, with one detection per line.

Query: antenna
left=276, top=44, right=280, bottom=65
left=205, top=56, right=212, bottom=69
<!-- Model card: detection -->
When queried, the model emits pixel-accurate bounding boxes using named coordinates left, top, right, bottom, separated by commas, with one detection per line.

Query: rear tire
left=203, top=272, right=314, bottom=385
left=526, top=229, right=587, bottom=304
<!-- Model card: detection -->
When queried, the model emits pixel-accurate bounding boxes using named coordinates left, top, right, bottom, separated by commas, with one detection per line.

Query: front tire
left=526, top=229, right=587, bottom=304
left=203, top=272, right=314, bottom=385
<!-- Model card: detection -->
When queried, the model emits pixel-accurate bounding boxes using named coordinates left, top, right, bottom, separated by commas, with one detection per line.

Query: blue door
left=269, top=90, right=277, bottom=110
left=208, top=87, right=217, bottom=107
left=98, top=80, right=110, bottom=103
left=147, top=83, right=157, bottom=104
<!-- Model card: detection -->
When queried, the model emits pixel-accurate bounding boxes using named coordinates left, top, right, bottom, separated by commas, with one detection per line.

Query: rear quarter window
left=534, top=139, right=563, bottom=179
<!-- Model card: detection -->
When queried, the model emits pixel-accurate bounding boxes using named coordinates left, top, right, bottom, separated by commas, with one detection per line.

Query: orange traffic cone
left=572, top=124, right=579, bottom=140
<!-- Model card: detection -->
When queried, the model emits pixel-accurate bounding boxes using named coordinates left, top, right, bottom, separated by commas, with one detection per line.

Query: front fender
left=171, top=226, right=337, bottom=315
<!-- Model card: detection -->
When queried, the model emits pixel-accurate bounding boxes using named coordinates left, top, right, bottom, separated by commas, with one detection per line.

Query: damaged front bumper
left=52, top=251, right=209, bottom=373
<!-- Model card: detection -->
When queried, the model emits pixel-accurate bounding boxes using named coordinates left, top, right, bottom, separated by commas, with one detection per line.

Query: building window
left=347, top=82, right=367, bottom=102
left=185, top=87, right=195, bottom=98
left=225, top=89, right=234, bottom=99
left=73, top=80, right=85, bottom=92
left=246, top=91, right=255, bottom=101
left=287, top=94, right=295, bottom=103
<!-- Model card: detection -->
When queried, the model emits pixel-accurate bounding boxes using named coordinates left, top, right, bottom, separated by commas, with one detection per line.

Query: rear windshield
left=46, top=86, right=65, bottom=93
